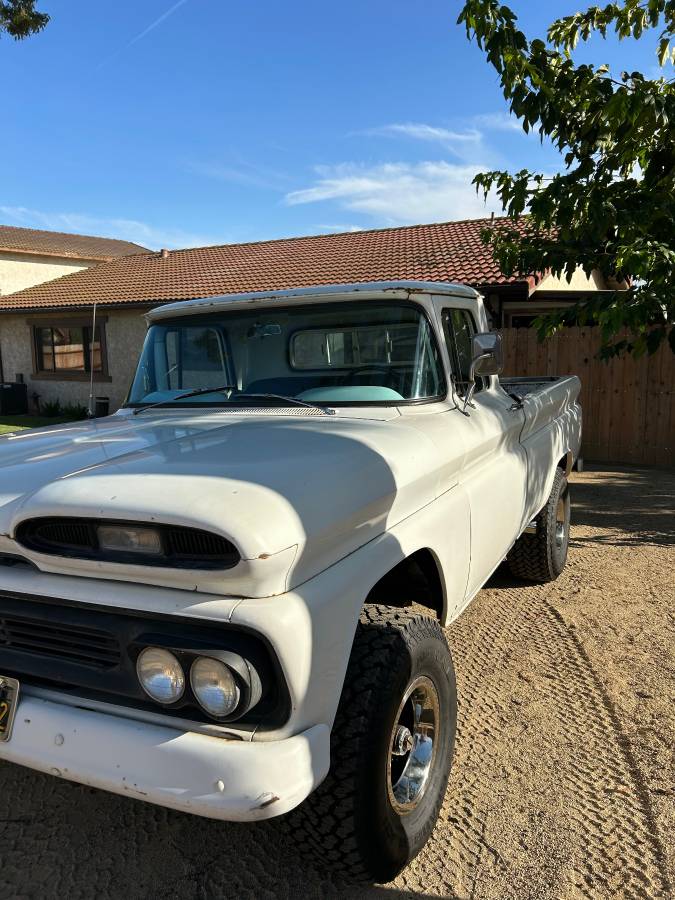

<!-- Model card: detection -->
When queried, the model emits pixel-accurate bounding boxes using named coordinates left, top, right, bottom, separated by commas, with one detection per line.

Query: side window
left=442, top=309, right=485, bottom=397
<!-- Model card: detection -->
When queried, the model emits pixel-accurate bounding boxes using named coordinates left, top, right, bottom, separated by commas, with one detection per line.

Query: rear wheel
left=289, top=604, right=457, bottom=884
left=507, top=467, right=570, bottom=583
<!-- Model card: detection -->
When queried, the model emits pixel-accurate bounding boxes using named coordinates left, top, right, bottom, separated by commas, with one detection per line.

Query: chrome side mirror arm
left=461, top=380, right=477, bottom=415
left=461, top=354, right=488, bottom=415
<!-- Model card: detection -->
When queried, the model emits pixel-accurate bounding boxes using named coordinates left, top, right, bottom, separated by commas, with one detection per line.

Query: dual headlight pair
left=136, top=646, right=251, bottom=719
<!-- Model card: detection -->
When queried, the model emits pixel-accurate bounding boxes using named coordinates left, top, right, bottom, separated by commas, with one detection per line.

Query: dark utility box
left=0, top=383, right=28, bottom=415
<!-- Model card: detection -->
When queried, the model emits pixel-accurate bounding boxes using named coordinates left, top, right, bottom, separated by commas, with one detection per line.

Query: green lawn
left=0, top=415, right=75, bottom=435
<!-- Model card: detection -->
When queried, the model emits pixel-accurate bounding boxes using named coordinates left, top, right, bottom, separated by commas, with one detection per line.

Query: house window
left=32, top=320, right=108, bottom=379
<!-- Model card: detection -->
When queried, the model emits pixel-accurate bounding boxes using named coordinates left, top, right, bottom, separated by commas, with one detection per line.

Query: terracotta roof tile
left=0, top=224, right=149, bottom=262
left=0, top=217, right=536, bottom=312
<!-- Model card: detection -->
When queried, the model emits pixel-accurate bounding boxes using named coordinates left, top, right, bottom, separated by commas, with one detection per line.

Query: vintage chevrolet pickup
left=0, top=281, right=581, bottom=882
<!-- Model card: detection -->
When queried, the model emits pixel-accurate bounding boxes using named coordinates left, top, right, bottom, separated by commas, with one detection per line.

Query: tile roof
left=0, top=224, right=149, bottom=261
left=0, top=217, right=537, bottom=312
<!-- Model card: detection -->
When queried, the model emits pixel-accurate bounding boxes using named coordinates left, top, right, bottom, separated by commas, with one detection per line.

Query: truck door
left=440, top=307, right=528, bottom=600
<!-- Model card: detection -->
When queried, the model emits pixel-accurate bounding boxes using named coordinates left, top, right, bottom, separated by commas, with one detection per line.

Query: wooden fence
left=500, top=327, right=674, bottom=467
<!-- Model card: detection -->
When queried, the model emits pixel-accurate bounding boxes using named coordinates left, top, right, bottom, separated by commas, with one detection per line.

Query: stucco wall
left=0, top=308, right=149, bottom=413
left=0, top=252, right=92, bottom=296
left=537, top=267, right=606, bottom=291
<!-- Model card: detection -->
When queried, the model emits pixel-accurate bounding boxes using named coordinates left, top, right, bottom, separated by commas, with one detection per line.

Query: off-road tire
left=507, top=467, right=570, bottom=583
left=289, top=604, right=457, bottom=884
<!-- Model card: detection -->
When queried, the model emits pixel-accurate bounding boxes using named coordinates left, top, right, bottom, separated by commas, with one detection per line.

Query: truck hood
left=0, top=410, right=445, bottom=596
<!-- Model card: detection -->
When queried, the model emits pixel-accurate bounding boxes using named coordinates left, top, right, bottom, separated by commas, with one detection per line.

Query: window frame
left=441, top=308, right=488, bottom=398
left=125, top=300, right=449, bottom=408
left=30, top=316, right=111, bottom=382
left=160, top=323, right=233, bottom=391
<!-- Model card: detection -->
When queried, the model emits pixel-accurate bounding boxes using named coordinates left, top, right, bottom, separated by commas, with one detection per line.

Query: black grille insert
left=31, top=520, right=94, bottom=551
left=164, top=527, right=232, bottom=559
left=16, top=518, right=240, bottom=570
left=0, top=592, right=290, bottom=730
left=0, top=613, right=121, bottom=669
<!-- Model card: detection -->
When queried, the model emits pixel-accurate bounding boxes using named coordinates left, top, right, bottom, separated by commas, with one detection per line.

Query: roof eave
left=0, top=245, right=120, bottom=263
left=0, top=299, right=158, bottom=315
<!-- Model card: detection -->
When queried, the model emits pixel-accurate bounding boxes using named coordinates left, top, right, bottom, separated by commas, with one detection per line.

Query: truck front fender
left=231, top=484, right=470, bottom=741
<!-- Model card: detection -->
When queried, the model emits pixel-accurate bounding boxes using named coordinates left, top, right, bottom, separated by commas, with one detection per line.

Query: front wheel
left=289, top=604, right=457, bottom=883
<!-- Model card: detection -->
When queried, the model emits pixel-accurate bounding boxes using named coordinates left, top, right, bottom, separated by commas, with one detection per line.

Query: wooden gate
left=500, top=327, right=674, bottom=467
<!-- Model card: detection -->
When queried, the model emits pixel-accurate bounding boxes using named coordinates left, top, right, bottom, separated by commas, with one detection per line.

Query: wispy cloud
left=285, top=162, right=501, bottom=225
left=189, top=159, right=290, bottom=190
left=286, top=113, right=531, bottom=226
left=472, top=112, right=524, bottom=133
left=316, top=223, right=365, bottom=233
left=0, top=205, right=224, bottom=250
left=97, top=0, right=190, bottom=69
left=368, top=123, right=486, bottom=163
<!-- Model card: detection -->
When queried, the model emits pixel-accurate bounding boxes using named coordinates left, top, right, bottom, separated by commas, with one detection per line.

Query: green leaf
left=0, top=0, right=49, bottom=39
left=658, top=37, right=671, bottom=65
left=458, top=0, right=675, bottom=358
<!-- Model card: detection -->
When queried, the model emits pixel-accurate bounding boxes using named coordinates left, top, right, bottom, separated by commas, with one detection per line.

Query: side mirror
left=471, top=332, right=503, bottom=378
left=462, top=332, right=503, bottom=413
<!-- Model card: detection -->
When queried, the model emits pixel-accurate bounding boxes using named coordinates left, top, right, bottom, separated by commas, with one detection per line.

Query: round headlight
left=190, top=657, right=240, bottom=718
left=136, top=647, right=185, bottom=704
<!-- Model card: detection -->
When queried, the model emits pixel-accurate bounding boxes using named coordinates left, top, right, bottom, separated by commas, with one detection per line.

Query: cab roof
left=147, top=280, right=480, bottom=321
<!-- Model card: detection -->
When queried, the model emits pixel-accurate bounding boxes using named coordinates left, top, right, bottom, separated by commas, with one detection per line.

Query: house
left=0, top=217, right=620, bottom=413
left=0, top=224, right=148, bottom=297
left=0, top=224, right=148, bottom=408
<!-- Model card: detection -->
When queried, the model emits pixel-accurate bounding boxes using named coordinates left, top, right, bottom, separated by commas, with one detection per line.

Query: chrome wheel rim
left=555, top=492, right=569, bottom=549
left=387, top=675, right=439, bottom=814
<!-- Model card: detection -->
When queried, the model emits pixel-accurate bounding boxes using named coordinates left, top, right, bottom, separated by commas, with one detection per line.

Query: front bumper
left=0, top=693, right=330, bottom=821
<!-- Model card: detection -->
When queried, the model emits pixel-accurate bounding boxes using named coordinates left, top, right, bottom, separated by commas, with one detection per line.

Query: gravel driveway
left=1, top=466, right=673, bottom=899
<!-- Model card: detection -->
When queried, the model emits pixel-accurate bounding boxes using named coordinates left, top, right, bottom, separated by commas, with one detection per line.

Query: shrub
left=61, top=403, right=89, bottom=421
left=41, top=400, right=62, bottom=417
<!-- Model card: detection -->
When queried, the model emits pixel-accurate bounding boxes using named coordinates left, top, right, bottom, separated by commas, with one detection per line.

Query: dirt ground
left=0, top=465, right=673, bottom=899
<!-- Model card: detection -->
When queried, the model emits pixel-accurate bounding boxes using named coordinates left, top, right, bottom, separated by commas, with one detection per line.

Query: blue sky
left=0, top=0, right=664, bottom=249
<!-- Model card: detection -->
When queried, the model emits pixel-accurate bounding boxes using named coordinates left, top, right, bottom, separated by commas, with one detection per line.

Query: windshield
left=126, top=300, right=446, bottom=407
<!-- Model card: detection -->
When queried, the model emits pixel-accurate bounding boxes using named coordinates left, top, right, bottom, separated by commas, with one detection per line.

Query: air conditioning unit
left=0, top=383, right=28, bottom=415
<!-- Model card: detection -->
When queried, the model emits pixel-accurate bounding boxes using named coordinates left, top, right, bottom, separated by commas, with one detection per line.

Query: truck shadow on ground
left=568, top=464, right=675, bottom=547
left=0, top=759, right=459, bottom=899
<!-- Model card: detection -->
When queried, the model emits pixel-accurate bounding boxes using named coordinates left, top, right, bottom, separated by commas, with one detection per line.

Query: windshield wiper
left=132, top=385, right=235, bottom=415
left=132, top=386, right=335, bottom=416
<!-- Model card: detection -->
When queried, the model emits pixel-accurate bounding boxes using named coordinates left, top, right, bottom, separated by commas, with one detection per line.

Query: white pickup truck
left=0, top=281, right=581, bottom=882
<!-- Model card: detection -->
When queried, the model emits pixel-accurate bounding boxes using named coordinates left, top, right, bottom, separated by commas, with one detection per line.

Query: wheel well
left=558, top=451, right=573, bottom=475
left=365, top=549, right=444, bottom=619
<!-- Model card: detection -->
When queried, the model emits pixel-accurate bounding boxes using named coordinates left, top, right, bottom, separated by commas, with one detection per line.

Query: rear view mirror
left=462, top=332, right=503, bottom=413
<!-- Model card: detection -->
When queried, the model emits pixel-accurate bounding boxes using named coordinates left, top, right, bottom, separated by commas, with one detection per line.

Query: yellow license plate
left=0, top=676, right=19, bottom=743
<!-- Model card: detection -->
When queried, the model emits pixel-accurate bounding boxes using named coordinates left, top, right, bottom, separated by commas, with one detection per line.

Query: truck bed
left=500, top=376, right=568, bottom=402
